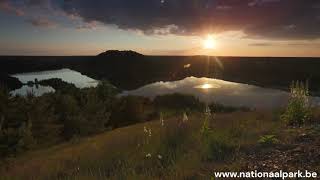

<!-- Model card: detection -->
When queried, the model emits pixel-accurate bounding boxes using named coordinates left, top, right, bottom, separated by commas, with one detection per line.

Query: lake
left=10, top=68, right=99, bottom=96
left=10, top=69, right=320, bottom=109
left=122, top=76, right=320, bottom=109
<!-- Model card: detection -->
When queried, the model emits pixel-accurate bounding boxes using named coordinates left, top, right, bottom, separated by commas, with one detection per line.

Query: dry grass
left=0, top=110, right=284, bottom=179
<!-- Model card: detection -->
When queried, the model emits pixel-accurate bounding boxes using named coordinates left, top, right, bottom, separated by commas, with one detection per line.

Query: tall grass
left=199, top=105, right=237, bottom=162
left=281, top=80, right=312, bottom=126
left=45, top=113, right=197, bottom=179
left=1, top=109, right=285, bottom=179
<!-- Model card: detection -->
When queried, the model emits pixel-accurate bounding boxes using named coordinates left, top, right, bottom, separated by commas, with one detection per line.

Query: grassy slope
left=2, top=110, right=319, bottom=179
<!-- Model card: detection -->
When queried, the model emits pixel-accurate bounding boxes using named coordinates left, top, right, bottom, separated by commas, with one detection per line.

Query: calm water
left=10, top=68, right=98, bottom=96
left=10, top=85, right=55, bottom=97
left=122, top=77, right=320, bottom=109
left=10, top=69, right=320, bottom=109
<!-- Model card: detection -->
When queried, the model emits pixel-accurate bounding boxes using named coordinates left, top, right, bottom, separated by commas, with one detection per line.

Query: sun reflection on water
left=194, top=83, right=220, bottom=89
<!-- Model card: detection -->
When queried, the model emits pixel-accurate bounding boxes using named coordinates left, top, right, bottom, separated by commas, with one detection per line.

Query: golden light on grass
left=203, top=35, right=216, bottom=50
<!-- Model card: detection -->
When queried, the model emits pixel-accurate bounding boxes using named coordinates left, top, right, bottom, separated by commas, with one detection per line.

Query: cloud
left=1, top=0, right=320, bottom=40
left=0, top=0, right=24, bottom=16
left=0, top=0, right=62, bottom=28
left=248, top=43, right=274, bottom=46
left=0, top=0, right=63, bottom=18
left=248, top=0, right=281, bottom=7
left=287, top=42, right=320, bottom=47
left=248, top=41, right=320, bottom=47
left=26, top=17, right=57, bottom=28
left=76, top=21, right=99, bottom=31
left=58, top=0, right=320, bottom=40
left=216, top=5, right=233, bottom=10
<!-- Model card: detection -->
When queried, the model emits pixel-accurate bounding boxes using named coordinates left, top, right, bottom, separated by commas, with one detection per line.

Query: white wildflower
left=148, top=129, right=152, bottom=137
left=205, top=105, right=211, bottom=117
left=157, top=154, right=162, bottom=159
left=182, top=112, right=188, bottom=122
left=184, top=64, right=191, bottom=68
left=146, top=153, right=152, bottom=158
left=160, top=112, right=165, bottom=126
left=144, top=126, right=148, bottom=133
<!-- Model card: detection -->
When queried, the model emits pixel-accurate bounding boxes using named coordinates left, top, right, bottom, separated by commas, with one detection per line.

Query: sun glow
left=203, top=35, right=216, bottom=49
left=195, top=83, right=214, bottom=89
left=201, top=83, right=212, bottom=89
left=194, top=82, right=221, bottom=89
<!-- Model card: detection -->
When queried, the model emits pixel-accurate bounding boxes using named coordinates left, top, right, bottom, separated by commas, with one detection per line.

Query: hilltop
left=97, top=50, right=144, bottom=57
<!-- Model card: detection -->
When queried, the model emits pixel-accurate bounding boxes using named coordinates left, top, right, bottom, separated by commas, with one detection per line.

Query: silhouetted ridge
left=97, top=50, right=144, bottom=57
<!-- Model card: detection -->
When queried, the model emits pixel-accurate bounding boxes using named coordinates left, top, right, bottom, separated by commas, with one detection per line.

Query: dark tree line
left=0, top=81, right=118, bottom=158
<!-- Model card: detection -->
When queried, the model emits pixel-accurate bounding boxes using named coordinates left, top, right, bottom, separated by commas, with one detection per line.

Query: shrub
left=110, top=96, right=153, bottom=127
left=38, top=78, right=78, bottom=93
left=153, top=93, right=250, bottom=115
left=0, top=80, right=117, bottom=157
left=281, top=80, right=312, bottom=126
left=0, top=91, right=36, bottom=156
left=78, top=89, right=112, bottom=135
left=95, top=80, right=119, bottom=99
left=27, top=96, right=62, bottom=145
left=201, top=132, right=236, bottom=162
left=258, top=135, right=279, bottom=146
left=0, top=86, right=9, bottom=121
left=153, top=93, right=204, bottom=112
left=209, top=103, right=250, bottom=113
left=0, top=123, right=35, bottom=156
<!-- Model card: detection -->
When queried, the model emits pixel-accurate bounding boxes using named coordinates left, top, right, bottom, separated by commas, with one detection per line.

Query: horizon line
left=1, top=54, right=320, bottom=59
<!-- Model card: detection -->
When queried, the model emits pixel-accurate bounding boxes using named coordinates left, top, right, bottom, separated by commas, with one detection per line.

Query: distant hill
left=97, top=50, right=144, bottom=57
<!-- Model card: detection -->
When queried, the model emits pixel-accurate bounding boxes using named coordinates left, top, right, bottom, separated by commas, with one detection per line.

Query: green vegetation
left=202, top=132, right=237, bottom=162
left=0, top=81, right=118, bottom=157
left=199, top=106, right=237, bottom=162
left=154, top=93, right=203, bottom=112
left=1, top=80, right=320, bottom=179
left=154, top=93, right=250, bottom=115
left=258, top=135, right=280, bottom=146
left=110, top=96, right=155, bottom=128
left=281, top=80, right=312, bottom=126
left=0, top=83, right=250, bottom=159
left=38, top=78, right=78, bottom=93
left=0, top=109, right=286, bottom=179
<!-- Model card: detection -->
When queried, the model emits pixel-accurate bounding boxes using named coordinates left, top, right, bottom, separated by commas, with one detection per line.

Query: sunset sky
left=1, top=0, right=320, bottom=57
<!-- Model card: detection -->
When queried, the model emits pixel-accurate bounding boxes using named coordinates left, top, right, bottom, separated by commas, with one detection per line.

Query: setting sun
left=203, top=35, right=216, bottom=49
